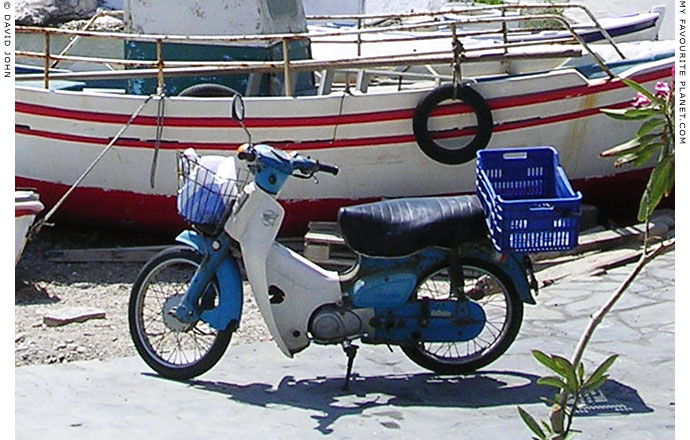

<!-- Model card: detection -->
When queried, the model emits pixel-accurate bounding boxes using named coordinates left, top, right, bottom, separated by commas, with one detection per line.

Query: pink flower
left=655, top=81, right=671, bottom=97
left=632, top=92, right=651, bottom=108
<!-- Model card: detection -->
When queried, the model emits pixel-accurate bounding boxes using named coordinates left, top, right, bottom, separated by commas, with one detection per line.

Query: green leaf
left=552, top=355, right=579, bottom=392
left=622, top=109, right=660, bottom=120
left=637, top=155, right=674, bottom=221
left=600, top=137, right=641, bottom=157
left=614, top=152, right=642, bottom=168
left=584, top=374, right=609, bottom=392
left=665, top=164, right=675, bottom=195
left=621, top=78, right=662, bottom=105
left=537, top=376, right=568, bottom=390
left=600, top=108, right=632, bottom=120
left=577, top=362, right=584, bottom=384
left=541, top=421, right=554, bottom=435
left=600, top=109, right=630, bottom=121
left=603, top=136, right=663, bottom=167
left=636, top=118, right=665, bottom=137
left=583, top=355, right=619, bottom=390
left=518, top=407, right=547, bottom=440
left=532, top=350, right=560, bottom=374
left=633, top=143, right=663, bottom=167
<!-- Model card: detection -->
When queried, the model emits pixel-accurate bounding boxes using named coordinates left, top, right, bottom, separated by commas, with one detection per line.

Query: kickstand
left=342, top=342, right=359, bottom=391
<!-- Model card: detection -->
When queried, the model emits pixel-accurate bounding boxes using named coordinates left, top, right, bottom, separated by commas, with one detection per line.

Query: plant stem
left=572, top=239, right=673, bottom=366
left=550, top=238, right=675, bottom=433
left=564, top=388, right=582, bottom=436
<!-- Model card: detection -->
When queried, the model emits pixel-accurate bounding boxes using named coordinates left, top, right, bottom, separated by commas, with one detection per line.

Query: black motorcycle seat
left=337, top=195, right=486, bottom=257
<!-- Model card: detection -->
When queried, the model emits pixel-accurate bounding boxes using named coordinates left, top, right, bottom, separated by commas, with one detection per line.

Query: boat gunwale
left=15, top=3, right=625, bottom=85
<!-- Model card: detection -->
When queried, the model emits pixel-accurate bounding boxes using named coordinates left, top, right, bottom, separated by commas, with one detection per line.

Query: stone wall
left=16, top=0, right=99, bottom=25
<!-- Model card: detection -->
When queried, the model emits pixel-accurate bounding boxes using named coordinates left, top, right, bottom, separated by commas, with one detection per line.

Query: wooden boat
left=15, top=190, right=44, bottom=264
left=14, top=1, right=674, bottom=236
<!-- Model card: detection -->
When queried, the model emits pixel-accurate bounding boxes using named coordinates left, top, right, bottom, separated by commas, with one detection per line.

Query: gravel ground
left=15, top=226, right=271, bottom=367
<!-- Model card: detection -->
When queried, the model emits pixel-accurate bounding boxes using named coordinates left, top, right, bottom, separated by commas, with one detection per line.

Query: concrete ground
left=15, top=251, right=674, bottom=439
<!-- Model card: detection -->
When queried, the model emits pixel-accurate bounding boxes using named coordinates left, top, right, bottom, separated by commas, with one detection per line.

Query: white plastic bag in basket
left=178, top=148, right=238, bottom=225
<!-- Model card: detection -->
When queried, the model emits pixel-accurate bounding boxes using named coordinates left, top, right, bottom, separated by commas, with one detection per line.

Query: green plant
left=600, top=77, right=675, bottom=223
left=517, top=70, right=675, bottom=439
left=518, top=352, right=618, bottom=440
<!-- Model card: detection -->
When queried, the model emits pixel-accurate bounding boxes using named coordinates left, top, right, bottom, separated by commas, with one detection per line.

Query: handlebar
left=317, top=162, right=339, bottom=176
left=237, top=143, right=338, bottom=177
left=237, top=148, right=256, bottom=162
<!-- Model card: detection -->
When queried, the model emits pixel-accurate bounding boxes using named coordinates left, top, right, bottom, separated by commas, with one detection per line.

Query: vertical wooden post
left=282, top=38, right=292, bottom=97
left=44, top=32, right=50, bottom=89
left=156, top=38, right=164, bottom=93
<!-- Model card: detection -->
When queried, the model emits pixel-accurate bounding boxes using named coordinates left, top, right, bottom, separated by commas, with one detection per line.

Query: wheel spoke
left=403, top=262, right=522, bottom=373
left=130, top=249, right=232, bottom=377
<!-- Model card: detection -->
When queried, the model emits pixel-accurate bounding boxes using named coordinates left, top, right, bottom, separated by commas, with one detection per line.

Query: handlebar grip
left=318, top=163, right=339, bottom=176
left=237, top=149, right=256, bottom=162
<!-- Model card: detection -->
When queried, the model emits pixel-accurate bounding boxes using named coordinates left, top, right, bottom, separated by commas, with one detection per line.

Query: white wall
left=303, top=0, right=449, bottom=15
left=124, top=0, right=307, bottom=35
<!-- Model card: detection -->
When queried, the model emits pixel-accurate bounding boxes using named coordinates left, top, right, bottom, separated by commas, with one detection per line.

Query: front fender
left=176, top=230, right=243, bottom=330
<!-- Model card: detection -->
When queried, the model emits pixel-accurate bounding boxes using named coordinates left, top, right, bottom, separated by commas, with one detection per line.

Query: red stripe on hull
left=15, top=209, right=40, bottom=218
left=15, top=68, right=671, bottom=128
left=15, top=100, right=634, bottom=153
left=15, top=167, right=671, bottom=237
left=13, top=176, right=372, bottom=237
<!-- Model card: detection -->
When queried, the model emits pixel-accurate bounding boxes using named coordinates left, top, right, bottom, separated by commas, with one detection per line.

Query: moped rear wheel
left=128, top=246, right=233, bottom=380
left=401, top=259, right=523, bottom=375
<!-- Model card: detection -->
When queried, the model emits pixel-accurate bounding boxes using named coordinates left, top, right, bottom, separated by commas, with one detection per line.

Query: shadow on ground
left=185, top=370, right=547, bottom=434
left=177, top=370, right=653, bottom=434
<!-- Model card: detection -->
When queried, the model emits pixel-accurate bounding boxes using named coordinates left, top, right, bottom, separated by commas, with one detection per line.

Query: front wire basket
left=176, top=152, right=250, bottom=235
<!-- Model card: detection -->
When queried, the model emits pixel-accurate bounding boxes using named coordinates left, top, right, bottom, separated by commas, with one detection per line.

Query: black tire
left=178, top=83, right=238, bottom=97
left=412, top=84, right=493, bottom=165
left=401, top=258, right=523, bottom=375
left=128, top=246, right=233, bottom=380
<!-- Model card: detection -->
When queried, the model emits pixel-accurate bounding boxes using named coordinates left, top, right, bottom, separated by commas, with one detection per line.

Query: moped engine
left=308, top=304, right=371, bottom=344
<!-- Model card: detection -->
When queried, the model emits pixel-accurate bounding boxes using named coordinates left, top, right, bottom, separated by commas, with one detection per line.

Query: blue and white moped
left=128, top=95, right=538, bottom=387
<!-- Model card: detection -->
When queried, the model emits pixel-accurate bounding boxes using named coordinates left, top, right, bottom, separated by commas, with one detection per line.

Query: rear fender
left=176, top=230, right=243, bottom=330
left=460, top=245, right=536, bottom=305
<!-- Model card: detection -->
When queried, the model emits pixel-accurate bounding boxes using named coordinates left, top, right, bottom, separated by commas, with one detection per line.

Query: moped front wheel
left=128, top=246, right=233, bottom=380
left=401, top=259, right=523, bottom=375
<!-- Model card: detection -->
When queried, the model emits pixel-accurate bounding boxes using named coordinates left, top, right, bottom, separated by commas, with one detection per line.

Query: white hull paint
left=15, top=42, right=674, bottom=234
left=15, top=191, right=44, bottom=264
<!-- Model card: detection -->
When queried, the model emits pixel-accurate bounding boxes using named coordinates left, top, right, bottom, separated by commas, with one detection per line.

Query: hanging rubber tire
left=412, top=84, right=493, bottom=165
left=401, top=258, right=523, bottom=375
left=128, top=246, right=233, bottom=380
left=178, top=83, right=238, bottom=97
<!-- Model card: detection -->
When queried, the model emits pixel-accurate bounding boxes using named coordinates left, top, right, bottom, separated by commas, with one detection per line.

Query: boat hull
left=15, top=191, right=44, bottom=264
left=15, top=48, right=673, bottom=236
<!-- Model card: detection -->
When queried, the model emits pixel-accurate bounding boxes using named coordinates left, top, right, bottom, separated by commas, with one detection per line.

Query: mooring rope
left=149, top=89, right=166, bottom=188
left=29, top=92, right=159, bottom=238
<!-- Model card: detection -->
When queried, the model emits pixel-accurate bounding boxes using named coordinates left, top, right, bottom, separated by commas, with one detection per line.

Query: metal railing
left=16, top=4, right=623, bottom=96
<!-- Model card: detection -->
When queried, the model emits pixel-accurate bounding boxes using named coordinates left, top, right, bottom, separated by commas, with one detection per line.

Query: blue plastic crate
left=476, top=147, right=582, bottom=254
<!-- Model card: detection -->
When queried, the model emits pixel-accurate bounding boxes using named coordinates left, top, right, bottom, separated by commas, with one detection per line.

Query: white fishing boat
left=15, top=190, right=44, bottom=265
left=14, top=0, right=674, bottom=235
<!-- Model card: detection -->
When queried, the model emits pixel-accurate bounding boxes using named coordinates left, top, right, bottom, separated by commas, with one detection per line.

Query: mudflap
left=176, top=230, right=243, bottom=331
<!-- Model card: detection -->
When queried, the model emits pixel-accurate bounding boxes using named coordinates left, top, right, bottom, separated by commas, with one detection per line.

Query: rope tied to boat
left=149, top=88, right=166, bottom=188
left=28, top=92, right=161, bottom=239
left=450, top=23, right=464, bottom=99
